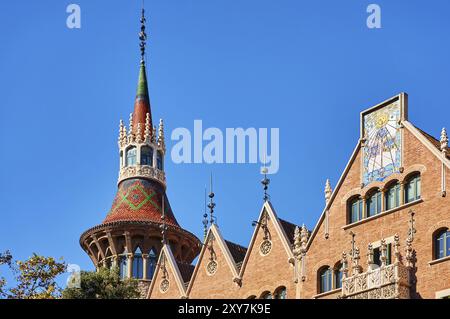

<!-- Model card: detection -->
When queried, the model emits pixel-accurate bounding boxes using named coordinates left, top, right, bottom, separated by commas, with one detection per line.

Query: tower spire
left=133, top=7, right=152, bottom=137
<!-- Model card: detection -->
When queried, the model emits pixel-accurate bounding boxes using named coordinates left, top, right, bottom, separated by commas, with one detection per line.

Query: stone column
left=381, top=189, right=386, bottom=212
left=400, top=182, right=405, bottom=205
left=112, top=255, right=118, bottom=268
left=362, top=197, right=367, bottom=219
left=127, top=254, right=133, bottom=279
left=142, top=254, right=149, bottom=280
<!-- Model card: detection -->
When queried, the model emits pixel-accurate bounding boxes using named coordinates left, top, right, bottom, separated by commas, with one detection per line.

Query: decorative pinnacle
left=139, top=8, right=147, bottom=63
left=324, top=179, right=332, bottom=204
left=441, top=127, right=448, bottom=153
left=144, top=113, right=151, bottom=140
left=158, top=119, right=165, bottom=150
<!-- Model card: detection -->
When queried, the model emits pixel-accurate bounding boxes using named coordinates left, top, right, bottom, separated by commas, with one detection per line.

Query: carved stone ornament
left=159, top=279, right=170, bottom=293
left=206, top=260, right=218, bottom=275
left=260, top=240, right=272, bottom=256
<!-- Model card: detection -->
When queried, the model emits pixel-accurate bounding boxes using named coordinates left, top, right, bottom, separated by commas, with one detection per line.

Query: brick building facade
left=80, top=10, right=450, bottom=300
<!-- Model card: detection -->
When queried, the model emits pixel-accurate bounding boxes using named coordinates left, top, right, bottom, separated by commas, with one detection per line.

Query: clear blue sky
left=1, top=0, right=449, bottom=285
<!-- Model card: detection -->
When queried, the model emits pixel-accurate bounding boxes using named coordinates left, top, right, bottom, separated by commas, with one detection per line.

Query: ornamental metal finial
left=202, top=187, right=209, bottom=240
left=261, top=154, right=270, bottom=202
left=207, top=173, right=216, bottom=225
left=139, top=7, right=147, bottom=63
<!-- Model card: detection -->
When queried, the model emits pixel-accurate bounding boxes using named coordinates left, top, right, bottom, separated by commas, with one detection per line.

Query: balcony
left=341, top=262, right=411, bottom=299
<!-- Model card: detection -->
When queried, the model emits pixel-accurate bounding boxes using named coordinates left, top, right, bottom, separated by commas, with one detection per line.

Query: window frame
left=125, top=146, right=137, bottom=167
left=434, top=229, right=450, bottom=260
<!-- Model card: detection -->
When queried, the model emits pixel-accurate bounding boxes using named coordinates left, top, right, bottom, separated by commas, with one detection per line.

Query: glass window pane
left=445, top=231, right=450, bottom=256
left=141, top=147, right=153, bottom=166
left=416, top=177, right=421, bottom=200
left=157, top=151, right=163, bottom=170
left=126, top=147, right=137, bottom=166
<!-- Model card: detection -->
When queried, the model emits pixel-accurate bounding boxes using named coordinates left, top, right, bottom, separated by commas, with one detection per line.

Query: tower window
left=349, top=197, right=363, bottom=224
left=156, top=151, right=163, bottom=170
left=435, top=229, right=450, bottom=260
left=405, top=173, right=421, bottom=203
left=386, top=182, right=400, bottom=210
left=140, top=146, right=154, bottom=166
left=366, top=190, right=382, bottom=217
left=119, top=256, right=128, bottom=279
left=147, top=248, right=157, bottom=280
left=126, top=146, right=137, bottom=167
left=132, top=247, right=143, bottom=279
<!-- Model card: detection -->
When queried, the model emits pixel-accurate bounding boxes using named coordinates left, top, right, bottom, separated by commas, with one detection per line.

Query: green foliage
left=0, top=252, right=66, bottom=299
left=62, top=267, right=140, bottom=299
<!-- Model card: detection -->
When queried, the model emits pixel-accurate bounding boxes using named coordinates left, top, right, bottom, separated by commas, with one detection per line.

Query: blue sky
left=1, top=0, right=449, bottom=286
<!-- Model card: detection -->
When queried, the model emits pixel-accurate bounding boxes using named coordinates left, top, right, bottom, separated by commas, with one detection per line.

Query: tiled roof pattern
left=176, top=262, right=195, bottom=284
left=415, top=126, right=450, bottom=160
left=278, top=218, right=299, bottom=245
left=224, top=240, right=247, bottom=264
left=103, top=178, right=179, bottom=227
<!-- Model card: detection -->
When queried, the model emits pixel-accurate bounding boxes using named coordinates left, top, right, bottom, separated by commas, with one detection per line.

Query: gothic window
left=156, top=151, right=163, bottom=170
left=132, top=247, right=143, bottom=279
left=120, top=150, right=124, bottom=167
left=366, top=189, right=382, bottom=217
left=119, top=254, right=128, bottom=279
left=405, top=173, right=421, bottom=203
left=319, top=266, right=333, bottom=293
left=260, top=291, right=272, bottom=299
left=334, top=262, right=343, bottom=289
left=147, top=248, right=157, bottom=279
left=247, top=295, right=256, bottom=299
left=435, top=228, right=450, bottom=260
left=140, top=146, right=153, bottom=166
left=349, top=196, right=363, bottom=224
left=273, top=286, right=287, bottom=299
left=126, top=146, right=137, bottom=167
left=386, top=182, right=401, bottom=210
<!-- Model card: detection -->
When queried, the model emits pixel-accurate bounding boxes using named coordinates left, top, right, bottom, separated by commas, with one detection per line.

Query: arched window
left=334, top=263, right=343, bottom=289
left=120, top=150, right=124, bottom=167
left=435, top=228, right=450, bottom=260
left=247, top=295, right=256, bottom=299
left=405, top=173, right=421, bottom=203
left=319, top=266, right=333, bottom=293
left=156, top=151, right=163, bottom=170
left=132, top=247, right=143, bottom=279
left=273, top=286, right=287, bottom=299
left=147, top=248, right=157, bottom=279
left=349, top=196, right=363, bottom=224
left=385, top=182, right=401, bottom=210
left=126, top=146, right=137, bottom=167
left=140, top=146, right=153, bottom=166
left=366, top=189, right=382, bottom=217
left=260, top=291, right=272, bottom=299
left=119, top=248, right=128, bottom=279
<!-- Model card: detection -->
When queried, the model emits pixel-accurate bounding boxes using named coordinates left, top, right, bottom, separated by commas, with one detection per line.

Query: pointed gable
left=187, top=224, right=241, bottom=298
left=147, top=245, right=188, bottom=299
left=237, top=201, right=296, bottom=298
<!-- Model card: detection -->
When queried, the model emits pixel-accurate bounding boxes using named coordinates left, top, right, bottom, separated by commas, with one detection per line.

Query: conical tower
left=79, top=8, right=200, bottom=284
